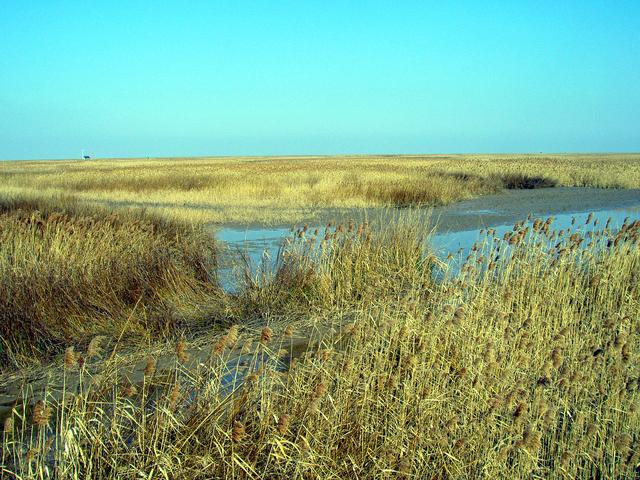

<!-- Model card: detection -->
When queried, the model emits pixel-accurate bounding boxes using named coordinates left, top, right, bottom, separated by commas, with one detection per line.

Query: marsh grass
left=237, top=213, right=438, bottom=317
left=2, top=214, right=639, bottom=478
left=0, top=194, right=222, bottom=368
left=2, top=154, right=639, bottom=224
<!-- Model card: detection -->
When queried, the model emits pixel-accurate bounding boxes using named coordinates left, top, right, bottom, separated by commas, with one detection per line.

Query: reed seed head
left=87, top=336, right=105, bottom=359
left=452, top=307, right=465, bottom=325
left=32, top=400, right=52, bottom=428
left=226, top=325, right=239, bottom=345
left=144, top=356, right=157, bottom=377
left=241, top=340, right=253, bottom=355
left=246, top=373, right=259, bottom=386
left=403, top=354, right=418, bottom=371
left=213, top=337, right=227, bottom=355
left=397, top=456, right=412, bottom=476
left=298, top=435, right=311, bottom=453
left=343, top=322, right=358, bottom=336
left=615, top=433, right=632, bottom=454
left=3, top=415, right=14, bottom=435
left=123, top=383, right=138, bottom=397
left=26, top=448, right=39, bottom=463
left=312, top=381, right=328, bottom=400
left=260, top=326, right=273, bottom=344
left=513, top=402, right=528, bottom=422
left=232, top=421, right=245, bottom=442
left=64, top=346, right=77, bottom=369
left=551, top=347, right=563, bottom=369
left=277, top=414, right=290, bottom=435
left=169, top=382, right=181, bottom=410
left=522, top=427, right=542, bottom=452
left=176, top=340, right=189, bottom=363
left=319, top=349, right=332, bottom=362
left=342, top=357, right=354, bottom=373
left=283, top=324, right=295, bottom=337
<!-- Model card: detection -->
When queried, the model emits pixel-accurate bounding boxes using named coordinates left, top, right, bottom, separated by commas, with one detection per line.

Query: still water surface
left=216, top=188, right=640, bottom=288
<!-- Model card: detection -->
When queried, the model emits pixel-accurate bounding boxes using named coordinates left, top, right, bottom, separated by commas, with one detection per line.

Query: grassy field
left=1, top=155, right=640, bottom=478
left=2, top=153, right=640, bottom=224
left=1, top=211, right=639, bottom=478
left=0, top=195, right=225, bottom=369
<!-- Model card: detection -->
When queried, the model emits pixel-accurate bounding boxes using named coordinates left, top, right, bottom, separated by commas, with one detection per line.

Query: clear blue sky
left=1, top=1, right=639, bottom=159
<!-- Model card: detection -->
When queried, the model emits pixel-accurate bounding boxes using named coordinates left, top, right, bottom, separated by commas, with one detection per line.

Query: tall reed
left=0, top=194, right=222, bottom=368
left=3, top=215, right=638, bottom=478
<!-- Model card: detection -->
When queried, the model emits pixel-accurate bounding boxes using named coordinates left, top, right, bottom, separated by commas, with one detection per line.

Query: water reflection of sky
left=431, top=207, right=638, bottom=257
left=216, top=205, right=640, bottom=290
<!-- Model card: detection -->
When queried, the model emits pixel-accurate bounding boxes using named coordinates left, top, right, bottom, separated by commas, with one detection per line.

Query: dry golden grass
left=1, top=155, right=639, bottom=476
left=2, top=153, right=639, bottom=224
left=2, top=214, right=639, bottom=478
left=0, top=194, right=223, bottom=369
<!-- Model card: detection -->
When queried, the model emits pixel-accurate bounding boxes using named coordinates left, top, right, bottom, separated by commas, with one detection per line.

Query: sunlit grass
left=2, top=211, right=639, bottom=478
left=1, top=156, right=639, bottom=476
left=0, top=194, right=223, bottom=369
left=2, top=153, right=639, bottom=224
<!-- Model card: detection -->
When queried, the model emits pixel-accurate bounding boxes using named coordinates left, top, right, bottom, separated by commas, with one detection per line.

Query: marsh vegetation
left=0, top=196, right=223, bottom=368
left=2, top=154, right=640, bottom=224
left=2, top=203, right=640, bottom=478
left=1, top=155, right=640, bottom=478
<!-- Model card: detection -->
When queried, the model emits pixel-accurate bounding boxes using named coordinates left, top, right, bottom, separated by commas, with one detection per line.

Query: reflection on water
left=432, top=207, right=639, bottom=257
left=216, top=205, right=640, bottom=290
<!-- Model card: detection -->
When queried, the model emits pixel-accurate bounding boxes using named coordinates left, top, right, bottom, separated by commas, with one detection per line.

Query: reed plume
left=283, top=324, right=295, bottom=337
left=260, top=326, right=273, bottom=344
left=176, top=340, right=189, bottom=363
left=32, top=400, right=52, bottom=428
left=64, top=346, right=77, bottom=369
left=144, top=356, right=157, bottom=377
left=232, top=421, right=246, bottom=442
left=3, top=415, right=14, bottom=435
left=277, top=414, right=291, bottom=435
left=226, top=325, right=239, bottom=345
left=87, top=336, right=105, bottom=359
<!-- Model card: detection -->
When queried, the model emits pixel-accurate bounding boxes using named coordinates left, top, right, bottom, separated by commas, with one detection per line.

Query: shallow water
left=216, top=188, right=640, bottom=288
left=431, top=208, right=639, bottom=257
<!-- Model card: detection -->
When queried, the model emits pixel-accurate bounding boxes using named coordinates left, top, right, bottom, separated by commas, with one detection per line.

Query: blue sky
left=1, top=1, right=638, bottom=159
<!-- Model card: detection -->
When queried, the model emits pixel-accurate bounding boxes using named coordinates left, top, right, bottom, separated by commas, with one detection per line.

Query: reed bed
left=2, top=214, right=639, bottom=479
left=2, top=154, right=639, bottom=224
left=0, top=194, right=222, bottom=369
left=238, top=214, right=438, bottom=316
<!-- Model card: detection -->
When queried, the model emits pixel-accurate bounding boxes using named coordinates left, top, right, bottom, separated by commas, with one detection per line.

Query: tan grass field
left=1, top=155, right=640, bottom=478
left=2, top=153, right=640, bottom=224
left=0, top=196, right=228, bottom=369
left=1, top=212, right=639, bottom=478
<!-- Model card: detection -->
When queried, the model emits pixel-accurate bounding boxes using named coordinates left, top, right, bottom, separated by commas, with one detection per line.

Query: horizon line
left=3, top=151, right=640, bottom=163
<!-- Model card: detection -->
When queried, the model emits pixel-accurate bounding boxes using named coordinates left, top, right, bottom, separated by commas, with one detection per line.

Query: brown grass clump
left=0, top=194, right=222, bottom=369
left=241, top=213, right=436, bottom=315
